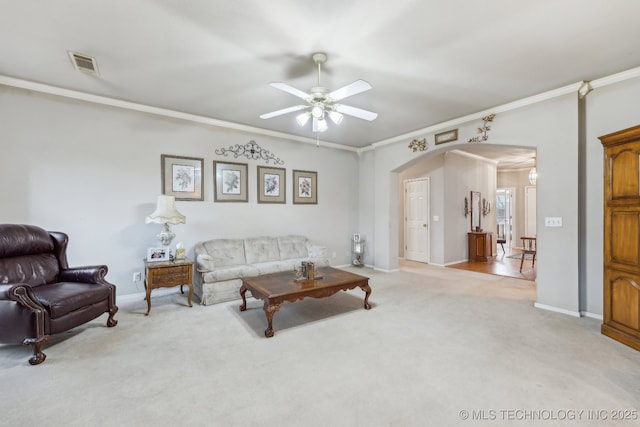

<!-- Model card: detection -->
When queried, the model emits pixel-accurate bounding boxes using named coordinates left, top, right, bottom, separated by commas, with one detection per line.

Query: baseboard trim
left=117, top=287, right=182, bottom=306
left=534, top=302, right=581, bottom=318
left=444, top=259, right=469, bottom=266
left=373, top=266, right=400, bottom=273
left=580, top=311, right=604, bottom=320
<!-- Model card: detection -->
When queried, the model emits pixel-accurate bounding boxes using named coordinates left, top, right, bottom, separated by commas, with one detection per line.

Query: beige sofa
left=194, top=235, right=330, bottom=305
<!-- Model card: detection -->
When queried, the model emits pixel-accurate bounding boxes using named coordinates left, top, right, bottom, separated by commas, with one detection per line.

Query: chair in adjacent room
left=519, top=236, right=537, bottom=272
left=0, top=224, right=118, bottom=365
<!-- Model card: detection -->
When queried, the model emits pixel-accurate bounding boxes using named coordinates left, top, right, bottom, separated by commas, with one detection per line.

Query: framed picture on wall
left=214, top=161, right=248, bottom=202
left=434, top=129, right=458, bottom=145
left=161, top=154, right=204, bottom=201
left=293, top=170, right=317, bottom=205
left=258, top=166, right=286, bottom=204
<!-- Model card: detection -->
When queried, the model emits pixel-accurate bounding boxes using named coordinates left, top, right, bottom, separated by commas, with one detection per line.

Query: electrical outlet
left=544, top=217, right=563, bottom=227
left=133, top=272, right=142, bottom=282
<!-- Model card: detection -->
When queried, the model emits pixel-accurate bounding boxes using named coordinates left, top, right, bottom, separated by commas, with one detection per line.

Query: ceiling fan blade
left=269, top=82, right=311, bottom=100
left=328, top=79, right=372, bottom=102
left=334, top=104, right=378, bottom=121
left=260, top=105, right=308, bottom=119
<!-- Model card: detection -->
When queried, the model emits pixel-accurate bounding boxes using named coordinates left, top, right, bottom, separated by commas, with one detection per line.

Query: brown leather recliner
left=0, top=224, right=118, bottom=365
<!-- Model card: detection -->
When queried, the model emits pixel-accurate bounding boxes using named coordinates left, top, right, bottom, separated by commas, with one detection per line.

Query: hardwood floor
left=447, top=247, right=536, bottom=281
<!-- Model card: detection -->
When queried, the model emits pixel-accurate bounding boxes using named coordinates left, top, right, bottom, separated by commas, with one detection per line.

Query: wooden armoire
left=599, top=124, right=640, bottom=351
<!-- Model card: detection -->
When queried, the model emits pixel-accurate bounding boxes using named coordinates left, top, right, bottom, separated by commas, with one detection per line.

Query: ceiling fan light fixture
left=328, top=111, right=343, bottom=125
left=313, top=118, right=328, bottom=133
left=311, top=103, right=324, bottom=119
left=260, top=52, right=377, bottom=133
left=296, top=112, right=311, bottom=126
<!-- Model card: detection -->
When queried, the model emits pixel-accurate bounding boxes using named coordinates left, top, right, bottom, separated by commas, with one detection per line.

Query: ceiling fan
left=260, top=52, right=377, bottom=132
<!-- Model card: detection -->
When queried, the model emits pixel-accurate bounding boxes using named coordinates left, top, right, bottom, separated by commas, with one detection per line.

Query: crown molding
left=362, top=81, right=584, bottom=153
left=589, top=65, right=640, bottom=89
left=4, top=64, right=640, bottom=156
left=0, top=74, right=359, bottom=153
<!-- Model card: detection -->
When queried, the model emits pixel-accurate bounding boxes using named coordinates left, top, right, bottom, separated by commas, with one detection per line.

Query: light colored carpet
left=1, top=262, right=639, bottom=427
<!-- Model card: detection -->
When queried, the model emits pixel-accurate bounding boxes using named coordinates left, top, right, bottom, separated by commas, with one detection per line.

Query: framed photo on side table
left=258, top=166, right=286, bottom=204
left=161, top=155, right=204, bottom=201
left=147, top=247, right=169, bottom=262
left=293, top=170, right=317, bottom=205
left=214, top=161, right=248, bottom=202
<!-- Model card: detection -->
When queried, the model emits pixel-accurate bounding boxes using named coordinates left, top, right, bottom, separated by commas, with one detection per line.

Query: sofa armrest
left=58, top=265, right=108, bottom=284
left=308, top=245, right=327, bottom=259
left=196, top=254, right=215, bottom=272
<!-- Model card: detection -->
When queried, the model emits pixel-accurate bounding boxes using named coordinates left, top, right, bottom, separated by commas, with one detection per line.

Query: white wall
left=398, top=151, right=497, bottom=266
left=4, top=71, right=640, bottom=316
left=0, top=86, right=359, bottom=296
left=397, top=153, right=445, bottom=264
left=361, top=93, right=580, bottom=314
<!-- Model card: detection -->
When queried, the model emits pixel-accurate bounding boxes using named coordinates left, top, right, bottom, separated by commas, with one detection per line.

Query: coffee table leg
left=360, top=284, right=372, bottom=310
left=263, top=302, right=281, bottom=338
left=239, top=284, right=248, bottom=311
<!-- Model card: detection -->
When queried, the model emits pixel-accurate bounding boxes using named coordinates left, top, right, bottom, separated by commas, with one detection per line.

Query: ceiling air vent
left=68, top=51, right=99, bottom=75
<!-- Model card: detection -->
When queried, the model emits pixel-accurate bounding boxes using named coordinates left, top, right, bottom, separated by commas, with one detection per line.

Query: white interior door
left=404, top=178, right=430, bottom=263
left=524, top=185, right=537, bottom=237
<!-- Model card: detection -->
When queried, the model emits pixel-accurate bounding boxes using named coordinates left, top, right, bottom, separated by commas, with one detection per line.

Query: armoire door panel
left=609, top=149, right=640, bottom=200
left=609, top=211, right=640, bottom=266
left=607, top=273, right=640, bottom=331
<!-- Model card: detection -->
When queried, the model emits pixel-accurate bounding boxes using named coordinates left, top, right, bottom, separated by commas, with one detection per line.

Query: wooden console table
left=144, top=258, right=193, bottom=315
left=468, top=231, right=493, bottom=261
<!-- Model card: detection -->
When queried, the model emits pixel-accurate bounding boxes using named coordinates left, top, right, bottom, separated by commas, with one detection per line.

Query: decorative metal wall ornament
left=482, top=198, right=491, bottom=217
left=464, top=196, right=470, bottom=217
left=408, top=138, right=428, bottom=152
left=468, top=114, right=496, bottom=143
left=215, top=140, right=284, bottom=165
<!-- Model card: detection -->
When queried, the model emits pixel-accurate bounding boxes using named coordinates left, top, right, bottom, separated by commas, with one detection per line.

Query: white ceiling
left=1, top=1, right=639, bottom=167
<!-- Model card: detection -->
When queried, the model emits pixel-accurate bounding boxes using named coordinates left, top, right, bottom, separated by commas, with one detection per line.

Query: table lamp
left=145, top=195, right=186, bottom=246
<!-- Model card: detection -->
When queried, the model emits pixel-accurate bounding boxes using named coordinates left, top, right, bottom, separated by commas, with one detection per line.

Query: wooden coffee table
left=239, top=266, right=371, bottom=337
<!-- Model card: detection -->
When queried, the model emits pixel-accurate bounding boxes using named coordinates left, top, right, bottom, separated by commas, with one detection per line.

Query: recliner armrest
left=0, top=283, right=45, bottom=311
left=58, top=265, right=108, bottom=284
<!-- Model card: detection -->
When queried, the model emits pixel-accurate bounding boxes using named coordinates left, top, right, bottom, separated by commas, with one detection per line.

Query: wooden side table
left=144, top=258, right=193, bottom=315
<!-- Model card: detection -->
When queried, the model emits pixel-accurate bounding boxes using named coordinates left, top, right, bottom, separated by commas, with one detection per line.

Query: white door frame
left=496, top=187, right=515, bottom=249
left=404, top=177, right=430, bottom=263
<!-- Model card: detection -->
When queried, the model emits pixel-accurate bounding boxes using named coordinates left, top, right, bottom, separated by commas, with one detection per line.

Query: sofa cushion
left=201, top=239, right=246, bottom=267
left=31, top=282, right=111, bottom=319
left=253, top=261, right=293, bottom=275
left=202, top=265, right=260, bottom=282
left=244, top=237, right=280, bottom=264
left=277, top=235, right=309, bottom=260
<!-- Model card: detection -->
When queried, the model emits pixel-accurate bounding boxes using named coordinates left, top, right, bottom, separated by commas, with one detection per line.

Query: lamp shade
left=145, top=195, right=186, bottom=225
